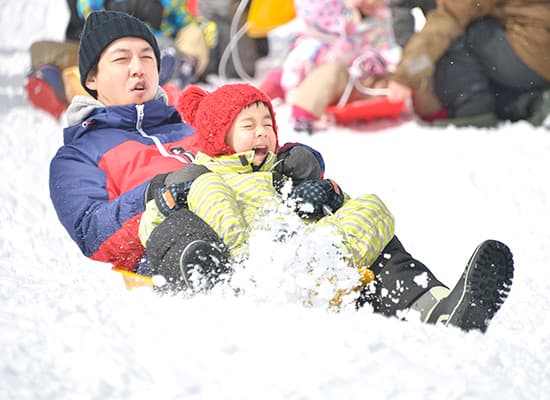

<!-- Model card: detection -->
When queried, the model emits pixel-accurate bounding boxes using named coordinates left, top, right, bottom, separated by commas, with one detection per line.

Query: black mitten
left=155, top=181, right=194, bottom=215
left=290, top=179, right=344, bottom=220
left=276, top=145, right=323, bottom=184
left=164, top=164, right=210, bottom=186
left=153, top=164, right=210, bottom=216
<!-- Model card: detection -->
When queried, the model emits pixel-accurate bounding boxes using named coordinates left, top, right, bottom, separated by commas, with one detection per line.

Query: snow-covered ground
left=1, top=1, right=549, bottom=399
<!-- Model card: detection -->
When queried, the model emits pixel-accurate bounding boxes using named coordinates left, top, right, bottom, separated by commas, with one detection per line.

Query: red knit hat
left=176, top=83, right=278, bottom=156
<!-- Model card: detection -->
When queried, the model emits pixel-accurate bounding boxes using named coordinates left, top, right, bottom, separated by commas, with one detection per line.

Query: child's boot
left=291, top=105, right=318, bottom=134
left=178, top=239, right=231, bottom=292
left=411, top=240, right=514, bottom=332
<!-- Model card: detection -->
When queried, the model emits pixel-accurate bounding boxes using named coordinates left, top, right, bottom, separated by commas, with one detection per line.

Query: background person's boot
left=527, top=88, right=550, bottom=128
left=429, top=112, right=498, bottom=128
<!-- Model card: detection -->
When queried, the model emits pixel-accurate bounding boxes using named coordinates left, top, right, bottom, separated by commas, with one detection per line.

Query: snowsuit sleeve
left=50, top=145, right=148, bottom=269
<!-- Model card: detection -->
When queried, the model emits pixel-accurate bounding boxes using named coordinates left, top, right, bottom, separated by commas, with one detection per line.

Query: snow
left=1, top=1, right=549, bottom=399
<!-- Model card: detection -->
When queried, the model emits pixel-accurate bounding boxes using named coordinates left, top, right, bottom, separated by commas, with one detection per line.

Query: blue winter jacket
left=50, top=93, right=196, bottom=270
left=50, top=92, right=325, bottom=271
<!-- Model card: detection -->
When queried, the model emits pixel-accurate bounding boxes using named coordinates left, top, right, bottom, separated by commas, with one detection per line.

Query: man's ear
left=85, top=74, right=97, bottom=91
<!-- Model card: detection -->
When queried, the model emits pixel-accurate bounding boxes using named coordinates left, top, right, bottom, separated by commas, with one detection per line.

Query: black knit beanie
left=78, top=10, right=161, bottom=98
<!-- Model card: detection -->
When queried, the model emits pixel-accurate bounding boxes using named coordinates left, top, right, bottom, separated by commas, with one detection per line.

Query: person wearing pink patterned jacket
left=277, top=0, right=401, bottom=133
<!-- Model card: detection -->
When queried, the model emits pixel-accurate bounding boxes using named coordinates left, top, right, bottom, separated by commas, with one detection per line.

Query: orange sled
left=112, top=267, right=153, bottom=290
left=326, top=97, right=405, bottom=125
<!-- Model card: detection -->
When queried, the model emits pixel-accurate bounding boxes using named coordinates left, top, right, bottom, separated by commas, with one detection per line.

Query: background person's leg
left=434, top=18, right=548, bottom=120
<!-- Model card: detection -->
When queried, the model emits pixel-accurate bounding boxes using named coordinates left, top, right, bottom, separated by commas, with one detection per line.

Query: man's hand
left=155, top=164, right=210, bottom=216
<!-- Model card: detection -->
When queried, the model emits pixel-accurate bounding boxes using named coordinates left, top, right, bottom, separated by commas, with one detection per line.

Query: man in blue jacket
left=49, top=10, right=324, bottom=292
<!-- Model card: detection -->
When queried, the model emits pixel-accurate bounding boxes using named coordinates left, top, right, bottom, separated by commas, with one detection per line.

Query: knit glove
left=276, top=145, right=323, bottom=185
left=290, top=179, right=344, bottom=220
left=155, top=181, right=195, bottom=216
left=139, top=164, right=210, bottom=247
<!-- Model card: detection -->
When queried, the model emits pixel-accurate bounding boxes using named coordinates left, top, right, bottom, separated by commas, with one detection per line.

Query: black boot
left=146, top=208, right=231, bottom=293
left=426, top=240, right=514, bottom=332
left=178, top=239, right=231, bottom=292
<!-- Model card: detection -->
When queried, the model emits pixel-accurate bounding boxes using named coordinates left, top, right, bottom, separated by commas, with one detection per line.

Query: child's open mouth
left=253, top=146, right=268, bottom=156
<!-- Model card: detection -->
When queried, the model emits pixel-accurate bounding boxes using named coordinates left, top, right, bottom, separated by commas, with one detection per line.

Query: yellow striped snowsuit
left=183, top=151, right=395, bottom=268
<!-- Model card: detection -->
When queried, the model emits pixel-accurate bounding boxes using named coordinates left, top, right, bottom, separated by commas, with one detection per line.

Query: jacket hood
left=63, top=87, right=179, bottom=145
left=66, top=86, right=169, bottom=126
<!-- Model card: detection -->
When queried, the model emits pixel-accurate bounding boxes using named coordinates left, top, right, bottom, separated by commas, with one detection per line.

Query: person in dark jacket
left=387, top=0, right=550, bottom=127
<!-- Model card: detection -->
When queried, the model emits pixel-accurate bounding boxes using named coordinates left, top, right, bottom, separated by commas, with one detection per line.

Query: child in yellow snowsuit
left=139, top=83, right=514, bottom=333
left=139, top=83, right=394, bottom=278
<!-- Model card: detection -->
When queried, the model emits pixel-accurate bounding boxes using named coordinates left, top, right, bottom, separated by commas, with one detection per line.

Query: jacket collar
left=63, top=87, right=181, bottom=145
left=194, top=151, right=277, bottom=174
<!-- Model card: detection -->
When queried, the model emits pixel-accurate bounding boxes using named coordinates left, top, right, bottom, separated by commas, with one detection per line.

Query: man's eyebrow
left=107, top=46, right=154, bottom=55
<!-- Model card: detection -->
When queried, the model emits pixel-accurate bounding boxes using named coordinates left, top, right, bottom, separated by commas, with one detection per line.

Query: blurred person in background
left=386, top=0, right=550, bottom=128
left=265, top=0, right=401, bottom=134
left=26, top=0, right=219, bottom=119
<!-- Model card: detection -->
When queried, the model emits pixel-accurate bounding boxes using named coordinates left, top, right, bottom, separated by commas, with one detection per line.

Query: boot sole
left=447, top=240, right=514, bottom=332
left=178, top=240, right=230, bottom=292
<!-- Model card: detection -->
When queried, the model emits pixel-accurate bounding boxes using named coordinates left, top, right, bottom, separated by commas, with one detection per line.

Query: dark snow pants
left=434, top=17, right=549, bottom=121
left=357, top=236, right=445, bottom=316
left=138, top=208, right=228, bottom=279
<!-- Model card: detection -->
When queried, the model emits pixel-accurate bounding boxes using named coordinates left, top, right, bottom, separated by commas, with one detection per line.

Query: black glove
left=164, top=164, right=210, bottom=186
left=276, top=145, right=323, bottom=185
left=150, top=164, right=210, bottom=216
left=290, top=179, right=344, bottom=220
left=155, top=181, right=194, bottom=216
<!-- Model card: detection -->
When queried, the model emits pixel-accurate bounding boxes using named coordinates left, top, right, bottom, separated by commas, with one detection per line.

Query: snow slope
left=1, top=1, right=549, bottom=399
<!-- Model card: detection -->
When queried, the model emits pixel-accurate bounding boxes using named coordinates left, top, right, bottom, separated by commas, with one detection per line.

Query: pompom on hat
left=177, top=83, right=278, bottom=156
left=78, top=10, right=161, bottom=98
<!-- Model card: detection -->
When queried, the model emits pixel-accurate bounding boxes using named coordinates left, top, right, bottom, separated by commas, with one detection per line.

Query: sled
left=112, top=265, right=375, bottom=299
left=326, top=97, right=405, bottom=125
left=112, top=267, right=153, bottom=291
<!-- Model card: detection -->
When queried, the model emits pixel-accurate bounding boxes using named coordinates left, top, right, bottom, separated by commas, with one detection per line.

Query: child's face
left=350, top=0, right=384, bottom=16
left=225, top=102, right=277, bottom=166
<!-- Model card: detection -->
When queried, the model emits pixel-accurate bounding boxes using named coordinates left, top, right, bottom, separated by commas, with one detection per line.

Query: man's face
left=85, top=37, right=159, bottom=106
